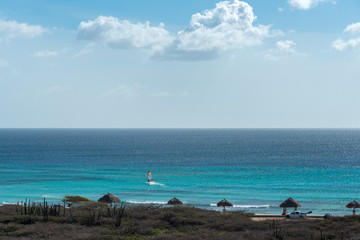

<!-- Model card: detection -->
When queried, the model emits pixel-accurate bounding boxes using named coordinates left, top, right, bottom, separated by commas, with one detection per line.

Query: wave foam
left=210, top=203, right=270, bottom=208
left=127, top=201, right=167, bottom=205
left=2, top=202, right=17, bottom=205
left=148, top=181, right=165, bottom=186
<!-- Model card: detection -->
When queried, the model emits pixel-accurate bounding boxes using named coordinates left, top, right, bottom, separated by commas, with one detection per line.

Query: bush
left=62, top=196, right=92, bottom=206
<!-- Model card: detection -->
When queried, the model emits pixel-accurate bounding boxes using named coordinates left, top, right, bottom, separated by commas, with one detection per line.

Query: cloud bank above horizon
left=77, top=0, right=279, bottom=61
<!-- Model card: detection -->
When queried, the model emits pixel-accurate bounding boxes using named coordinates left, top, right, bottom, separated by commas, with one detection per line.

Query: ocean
left=1, top=128, right=360, bottom=216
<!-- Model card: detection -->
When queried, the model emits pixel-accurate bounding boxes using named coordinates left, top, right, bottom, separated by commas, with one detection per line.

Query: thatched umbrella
left=167, top=197, right=183, bottom=206
left=217, top=199, right=233, bottom=213
left=279, top=197, right=301, bottom=215
left=98, top=193, right=121, bottom=204
left=346, top=200, right=360, bottom=215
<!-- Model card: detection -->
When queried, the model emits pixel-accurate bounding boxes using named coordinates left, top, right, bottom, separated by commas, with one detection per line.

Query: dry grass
left=1, top=204, right=360, bottom=239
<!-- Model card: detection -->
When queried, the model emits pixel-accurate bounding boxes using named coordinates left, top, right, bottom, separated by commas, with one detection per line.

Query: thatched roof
left=346, top=201, right=360, bottom=209
left=279, top=197, right=301, bottom=208
left=167, top=197, right=183, bottom=205
left=98, top=193, right=120, bottom=203
left=217, top=199, right=233, bottom=207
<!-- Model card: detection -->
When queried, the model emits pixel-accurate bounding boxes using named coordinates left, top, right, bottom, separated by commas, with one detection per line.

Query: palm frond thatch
left=167, top=197, right=183, bottom=205
left=217, top=199, right=233, bottom=207
left=346, top=201, right=360, bottom=209
left=279, top=197, right=301, bottom=208
left=97, top=193, right=120, bottom=203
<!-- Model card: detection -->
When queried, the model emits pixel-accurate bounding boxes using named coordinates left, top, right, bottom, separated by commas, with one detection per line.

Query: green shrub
left=62, top=195, right=92, bottom=206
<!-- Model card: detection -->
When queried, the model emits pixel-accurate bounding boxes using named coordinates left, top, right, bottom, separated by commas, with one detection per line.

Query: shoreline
left=0, top=202, right=347, bottom=218
left=0, top=201, right=352, bottom=216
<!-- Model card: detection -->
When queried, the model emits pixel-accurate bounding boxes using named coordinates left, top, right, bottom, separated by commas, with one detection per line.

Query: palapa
left=98, top=193, right=121, bottom=204
left=346, top=200, right=360, bottom=215
left=346, top=200, right=360, bottom=209
left=279, top=197, right=301, bottom=208
left=167, top=197, right=183, bottom=205
left=217, top=199, right=233, bottom=213
left=279, top=197, right=301, bottom=215
left=217, top=199, right=233, bottom=207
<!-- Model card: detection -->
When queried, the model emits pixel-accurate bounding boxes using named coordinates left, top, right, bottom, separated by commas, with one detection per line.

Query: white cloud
left=32, top=48, right=70, bottom=58
left=77, top=0, right=279, bottom=61
left=74, top=43, right=95, bottom=58
left=77, top=16, right=173, bottom=51
left=0, top=58, right=8, bottom=67
left=264, top=40, right=297, bottom=61
left=332, top=38, right=360, bottom=51
left=344, top=22, right=360, bottom=35
left=156, top=0, right=277, bottom=60
left=0, top=19, right=46, bottom=42
left=288, top=0, right=327, bottom=10
left=333, top=22, right=360, bottom=51
left=176, top=0, right=271, bottom=52
left=32, top=50, right=59, bottom=58
left=276, top=40, right=296, bottom=53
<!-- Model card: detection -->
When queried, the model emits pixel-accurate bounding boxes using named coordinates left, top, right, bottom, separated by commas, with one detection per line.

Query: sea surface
left=1, top=129, right=360, bottom=216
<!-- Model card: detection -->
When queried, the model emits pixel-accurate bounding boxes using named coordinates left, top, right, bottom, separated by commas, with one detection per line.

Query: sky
left=1, top=0, right=360, bottom=128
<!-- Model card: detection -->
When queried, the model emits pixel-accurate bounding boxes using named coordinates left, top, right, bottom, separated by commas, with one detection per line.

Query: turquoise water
left=1, top=129, right=360, bottom=215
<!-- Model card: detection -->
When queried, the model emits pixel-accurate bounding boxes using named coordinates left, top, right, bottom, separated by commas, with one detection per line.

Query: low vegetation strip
left=1, top=199, right=360, bottom=239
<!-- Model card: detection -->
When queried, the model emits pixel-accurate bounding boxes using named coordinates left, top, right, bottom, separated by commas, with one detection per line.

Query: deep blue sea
left=1, top=129, right=360, bottom=216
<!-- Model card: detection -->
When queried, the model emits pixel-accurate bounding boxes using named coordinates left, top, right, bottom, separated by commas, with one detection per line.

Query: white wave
left=2, top=202, right=17, bottom=205
left=147, top=181, right=165, bottom=186
left=233, top=204, right=270, bottom=208
left=127, top=201, right=167, bottom=205
left=210, top=203, right=270, bottom=208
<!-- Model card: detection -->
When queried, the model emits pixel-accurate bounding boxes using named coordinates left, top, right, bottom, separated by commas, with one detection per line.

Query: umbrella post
left=279, top=197, right=301, bottom=215
left=353, top=208, right=356, bottom=215
left=223, top=206, right=226, bottom=213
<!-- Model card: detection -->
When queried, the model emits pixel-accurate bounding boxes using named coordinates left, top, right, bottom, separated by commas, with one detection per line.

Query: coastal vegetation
left=1, top=198, right=360, bottom=239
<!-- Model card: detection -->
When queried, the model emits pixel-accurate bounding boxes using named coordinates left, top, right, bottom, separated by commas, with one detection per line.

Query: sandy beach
left=251, top=214, right=325, bottom=221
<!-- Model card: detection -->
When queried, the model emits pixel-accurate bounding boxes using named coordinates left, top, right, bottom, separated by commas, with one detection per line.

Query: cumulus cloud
left=155, top=0, right=277, bottom=60
left=288, top=0, right=327, bottom=10
left=332, top=38, right=360, bottom=51
left=0, top=19, right=46, bottom=42
left=176, top=0, right=270, bottom=51
left=77, top=0, right=278, bottom=61
left=264, top=40, right=297, bottom=61
left=344, top=22, right=360, bottom=35
left=333, top=22, right=360, bottom=51
left=276, top=40, right=296, bottom=53
left=77, top=16, right=173, bottom=51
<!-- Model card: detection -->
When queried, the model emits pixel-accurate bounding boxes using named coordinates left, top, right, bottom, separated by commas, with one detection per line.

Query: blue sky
left=1, top=0, right=360, bottom=128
